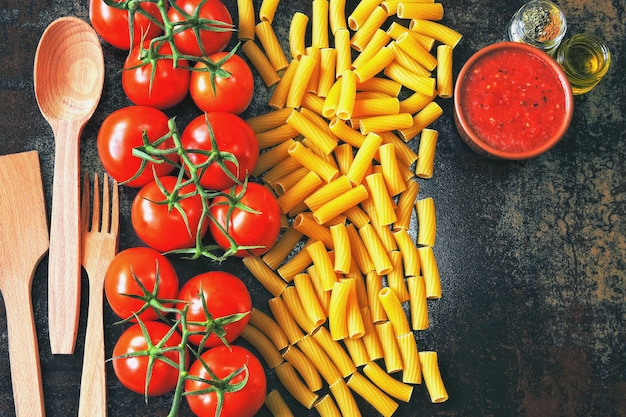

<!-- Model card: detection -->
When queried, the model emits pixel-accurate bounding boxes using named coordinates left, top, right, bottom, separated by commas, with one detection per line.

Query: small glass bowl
left=554, top=33, right=611, bottom=95
left=507, top=0, right=567, bottom=55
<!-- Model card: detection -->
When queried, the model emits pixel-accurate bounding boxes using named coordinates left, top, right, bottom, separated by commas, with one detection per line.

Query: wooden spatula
left=0, top=151, right=49, bottom=417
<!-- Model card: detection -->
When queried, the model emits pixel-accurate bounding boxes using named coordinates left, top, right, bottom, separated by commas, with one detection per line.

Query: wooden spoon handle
left=78, top=280, right=107, bottom=417
left=48, top=122, right=81, bottom=354
left=3, top=282, right=45, bottom=417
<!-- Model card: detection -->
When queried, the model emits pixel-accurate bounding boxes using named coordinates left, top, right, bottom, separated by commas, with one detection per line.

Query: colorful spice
left=522, top=3, right=562, bottom=42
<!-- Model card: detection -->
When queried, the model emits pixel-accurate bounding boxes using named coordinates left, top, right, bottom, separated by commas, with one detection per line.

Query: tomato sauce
left=460, top=48, right=567, bottom=153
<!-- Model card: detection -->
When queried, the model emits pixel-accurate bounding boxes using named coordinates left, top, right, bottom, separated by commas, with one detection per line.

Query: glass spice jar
left=554, top=33, right=611, bottom=95
left=507, top=0, right=567, bottom=55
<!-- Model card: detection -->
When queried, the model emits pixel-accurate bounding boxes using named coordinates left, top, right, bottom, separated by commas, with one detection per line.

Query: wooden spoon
left=34, top=16, right=105, bottom=354
left=0, top=151, right=49, bottom=417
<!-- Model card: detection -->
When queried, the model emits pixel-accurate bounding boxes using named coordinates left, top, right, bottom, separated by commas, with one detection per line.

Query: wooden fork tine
left=81, top=174, right=90, bottom=232
left=101, top=173, right=109, bottom=233
left=91, top=174, right=100, bottom=233
left=111, top=177, right=119, bottom=236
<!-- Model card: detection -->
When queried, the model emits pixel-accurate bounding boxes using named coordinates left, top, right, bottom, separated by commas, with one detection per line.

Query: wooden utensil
left=78, top=173, right=119, bottom=417
left=33, top=16, right=105, bottom=354
left=0, top=151, right=49, bottom=417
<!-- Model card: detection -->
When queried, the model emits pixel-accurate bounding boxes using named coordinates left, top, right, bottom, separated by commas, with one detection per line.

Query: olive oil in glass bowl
left=555, top=33, right=611, bottom=95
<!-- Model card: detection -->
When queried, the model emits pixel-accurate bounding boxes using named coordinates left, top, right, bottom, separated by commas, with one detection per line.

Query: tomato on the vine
left=104, top=247, right=180, bottom=322
left=180, top=112, right=259, bottom=191
left=90, top=0, right=163, bottom=50
left=185, top=345, right=266, bottom=417
left=97, top=106, right=177, bottom=187
left=122, top=41, right=190, bottom=110
left=131, top=176, right=208, bottom=252
left=176, top=271, right=251, bottom=347
left=209, top=182, right=281, bottom=257
left=112, top=321, right=188, bottom=397
left=189, top=52, right=254, bottom=115
left=167, top=0, right=233, bottom=57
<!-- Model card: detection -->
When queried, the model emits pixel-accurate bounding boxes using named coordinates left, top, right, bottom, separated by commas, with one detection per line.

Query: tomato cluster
left=90, top=1, right=279, bottom=416
left=91, top=0, right=253, bottom=112
left=105, top=247, right=265, bottom=417
left=92, top=0, right=281, bottom=259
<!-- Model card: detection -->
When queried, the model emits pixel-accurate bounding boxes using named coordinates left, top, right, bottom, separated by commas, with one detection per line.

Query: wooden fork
left=78, top=173, right=119, bottom=417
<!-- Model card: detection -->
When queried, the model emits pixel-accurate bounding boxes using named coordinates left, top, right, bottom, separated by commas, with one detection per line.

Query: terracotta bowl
left=454, top=42, right=574, bottom=160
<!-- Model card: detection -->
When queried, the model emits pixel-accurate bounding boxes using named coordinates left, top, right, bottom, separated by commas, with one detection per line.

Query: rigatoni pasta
left=330, top=222, right=351, bottom=273
left=243, top=256, right=288, bottom=296
left=363, top=360, right=414, bottom=402
left=317, top=48, right=338, bottom=97
left=328, top=280, right=350, bottom=340
left=396, top=332, right=422, bottom=384
left=289, top=13, right=309, bottom=60
left=282, top=344, right=324, bottom=392
left=237, top=0, right=461, bottom=412
left=407, top=275, right=429, bottom=330
left=249, top=308, right=290, bottom=351
left=259, top=0, right=281, bottom=23
left=256, top=20, right=290, bottom=71
left=329, top=0, right=347, bottom=34
left=328, top=378, right=361, bottom=417
left=237, top=0, right=255, bottom=40
left=275, top=362, right=319, bottom=409
left=242, top=40, right=280, bottom=87
left=410, top=18, right=463, bottom=47
left=297, top=334, right=343, bottom=384
left=294, top=272, right=328, bottom=325
left=397, top=2, right=444, bottom=20
left=350, top=6, right=388, bottom=52
left=416, top=196, right=436, bottom=246
left=419, top=351, right=449, bottom=402
left=268, top=296, right=306, bottom=345
left=311, top=0, right=330, bottom=48
left=314, top=394, right=342, bottom=417
left=346, top=371, right=399, bottom=417
left=375, top=321, right=403, bottom=373
left=365, top=172, right=397, bottom=226
left=417, top=245, right=442, bottom=299
left=378, top=287, right=411, bottom=336
left=416, top=128, right=439, bottom=178
left=437, top=44, right=453, bottom=98
left=265, top=390, right=294, bottom=417
left=241, top=324, right=285, bottom=368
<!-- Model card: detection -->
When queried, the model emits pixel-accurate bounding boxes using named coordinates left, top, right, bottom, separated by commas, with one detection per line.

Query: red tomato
left=189, top=52, right=254, bottom=115
left=122, top=41, right=190, bottom=110
left=185, top=345, right=266, bottom=417
left=131, top=176, right=208, bottom=252
left=89, top=0, right=163, bottom=50
left=104, top=247, right=179, bottom=322
left=209, top=182, right=281, bottom=257
left=176, top=271, right=251, bottom=347
left=167, top=0, right=233, bottom=57
left=97, top=106, right=177, bottom=187
left=180, top=112, right=259, bottom=191
left=112, top=321, right=188, bottom=397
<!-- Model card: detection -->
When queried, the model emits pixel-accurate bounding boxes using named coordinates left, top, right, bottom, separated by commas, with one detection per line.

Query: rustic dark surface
left=0, top=0, right=624, bottom=416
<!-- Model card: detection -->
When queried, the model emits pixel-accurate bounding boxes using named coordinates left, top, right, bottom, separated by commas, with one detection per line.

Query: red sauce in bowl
left=455, top=43, right=573, bottom=159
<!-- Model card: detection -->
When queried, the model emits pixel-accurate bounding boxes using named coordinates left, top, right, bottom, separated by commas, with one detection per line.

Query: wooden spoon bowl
left=34, top=16, right=105, bottom=354
left=34, top=16, right=104, bottom=122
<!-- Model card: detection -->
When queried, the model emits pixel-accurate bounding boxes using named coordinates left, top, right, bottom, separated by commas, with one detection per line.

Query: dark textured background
left=0, top=0, right=625, bottom=416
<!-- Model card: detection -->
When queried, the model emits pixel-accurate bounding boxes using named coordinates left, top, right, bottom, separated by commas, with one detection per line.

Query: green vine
left=103, top=0, right=238, bottom=84
left=129, top=115, right=262, bottom=262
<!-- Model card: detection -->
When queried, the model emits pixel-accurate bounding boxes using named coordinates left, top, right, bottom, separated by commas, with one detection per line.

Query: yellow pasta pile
left=236, top=0, right=461, bottom=414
